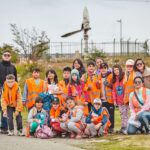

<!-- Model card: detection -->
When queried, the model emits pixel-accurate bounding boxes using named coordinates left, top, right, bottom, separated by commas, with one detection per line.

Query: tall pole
left=117, top=19, right=122, bottom=55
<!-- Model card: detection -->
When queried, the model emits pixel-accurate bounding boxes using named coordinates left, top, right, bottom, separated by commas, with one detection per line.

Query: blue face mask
left=116, top=86, right=123, bottom=95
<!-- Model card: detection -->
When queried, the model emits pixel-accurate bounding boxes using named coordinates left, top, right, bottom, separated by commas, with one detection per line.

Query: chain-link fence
left=46, top=39, right=149, bottom=58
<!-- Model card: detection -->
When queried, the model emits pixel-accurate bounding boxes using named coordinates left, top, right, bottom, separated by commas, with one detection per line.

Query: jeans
left=102, top=101, right=115, bottom=129
left=138, top=111, right=150, bottom=132
left=127, top=124, right=139, bottom=134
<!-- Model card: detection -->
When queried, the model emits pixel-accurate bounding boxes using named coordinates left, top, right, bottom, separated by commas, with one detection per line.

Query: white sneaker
left=17, top=130, right=25, bottom=136
left=8, top=130, right=14, bottom=136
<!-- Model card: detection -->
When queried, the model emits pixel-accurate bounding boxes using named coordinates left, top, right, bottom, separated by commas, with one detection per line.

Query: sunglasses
left=126, top=65, right=133, bottom=68
left=3, top=54, right=11, bottom=57
left=94, top=103, right=101, bottom=105
left=134, top=81, right=142, bottom=84
left=136, top=63, right=143, bottom=67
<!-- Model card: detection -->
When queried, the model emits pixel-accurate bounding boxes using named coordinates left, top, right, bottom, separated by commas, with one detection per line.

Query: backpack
left=39, top=92, right=54, bottom=111
left=34, top=125, right=53, bottom=139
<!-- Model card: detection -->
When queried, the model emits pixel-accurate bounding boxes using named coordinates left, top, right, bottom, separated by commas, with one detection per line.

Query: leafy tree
left=86, top=48, right=106, bottom=61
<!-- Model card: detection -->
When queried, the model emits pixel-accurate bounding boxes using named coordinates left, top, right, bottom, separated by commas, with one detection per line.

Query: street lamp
left=117, top=19, right=122, bottom=55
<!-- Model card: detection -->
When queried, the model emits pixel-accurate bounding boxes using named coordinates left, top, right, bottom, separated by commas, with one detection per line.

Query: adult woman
left=134, top=58, right=150, bottom=89
left=127, top=76, right=150, bottom=134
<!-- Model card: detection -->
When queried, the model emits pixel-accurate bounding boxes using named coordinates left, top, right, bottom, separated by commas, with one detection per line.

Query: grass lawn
left=76, top=108, right=150, bottom=150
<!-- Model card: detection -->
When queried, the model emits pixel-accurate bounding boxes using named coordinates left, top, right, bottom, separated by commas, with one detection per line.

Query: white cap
left=126, top=59, right=134, bottom=66
left=93, top=98, right=102, bottom=104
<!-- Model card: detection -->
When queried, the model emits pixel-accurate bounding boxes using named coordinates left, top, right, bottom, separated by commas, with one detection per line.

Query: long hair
left=72, top=59, right=86, bottom=76
left=134, top=58, right=145, bottom=72
left=46, top=69, right=58, bottom=84
left=112, top=64, right=124, bottom=83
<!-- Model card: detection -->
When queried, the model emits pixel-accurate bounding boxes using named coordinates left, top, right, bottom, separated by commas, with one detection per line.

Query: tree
left=10, top=24, right=50, bottom=60
left=86, top=48, right=106, bottom=61
left=0, top=44, right=19, bottom=63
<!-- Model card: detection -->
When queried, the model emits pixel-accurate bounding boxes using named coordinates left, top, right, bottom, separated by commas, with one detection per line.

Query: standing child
left=112, top=64, right=127, bottom=134
left=68, top=69, right=88, bottom=116
left=45, top=69, right=62, bottom=97
left=84, top=98, right=111, bottom=137
left=123, top=59, right=141, bottom=126
left=99, top=63, right=114, bottom=133
left=58, top=67, right=71, bottom=109
left=22, top=68, right=45, bottom=111
left=83, top=60, right=101, bottom=112
left=1, top=74, right=23, bottom=136
left=60, top=96, right=86, bottom=139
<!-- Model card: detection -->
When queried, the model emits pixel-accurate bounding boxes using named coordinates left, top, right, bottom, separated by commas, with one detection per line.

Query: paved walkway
left=0, top=134, right=84, bottom=150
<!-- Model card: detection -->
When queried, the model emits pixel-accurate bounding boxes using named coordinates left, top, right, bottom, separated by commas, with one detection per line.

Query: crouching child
left=27, top=97, right=53, bottom=138
left=50, top=97, right=67, bottom=137
left=84, top=98, right=111, bottom=137
left=1, top=74, right=23, bottom=136
left=60, top=96, right=86, bottom=139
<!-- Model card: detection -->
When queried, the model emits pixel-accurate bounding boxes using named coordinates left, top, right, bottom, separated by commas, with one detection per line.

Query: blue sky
left=0, top=0, right=150, bottom=46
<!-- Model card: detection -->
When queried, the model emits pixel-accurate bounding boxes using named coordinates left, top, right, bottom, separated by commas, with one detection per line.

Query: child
left=50, top=97, right=66, bottom=136
left=58, top=67, right=71, bottom=109
left=99, top=63, right=114, bottom=133
left=95, top=57, right=104, bottom=75
left=112, top=64, right=127, bottom=134
left=68, top=69, right=89, bottom=116
left=123, top=59, right=141, bottom=127
left=22, top=68, right=45, bottom=111
left=83, top=60, right=101, bottom=112
left=45, top=69, right=62, bottom=97
left=84, top=98, right=111, bottom=137
left=60, top=96, right=85, bottom=139
left=27, top=97, right=48, bottom=135
left=1, top=74, right=23, bottom=136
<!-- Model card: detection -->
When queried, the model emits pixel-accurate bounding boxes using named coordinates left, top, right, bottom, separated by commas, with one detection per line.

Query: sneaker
left=120, top=127, right=127, bottom=135
left=61, top=132, right=67, bottom=138
left=108, top=128, right=114, bottom=134
left=8, top=130, right=14, bottom=136
left=70, top=132, right=76, bottom=139
left=17, top=130, right=25, bottom=136
left=1, top=129, right=8, bottom=134
left=76, top=133, right=82, bottom=139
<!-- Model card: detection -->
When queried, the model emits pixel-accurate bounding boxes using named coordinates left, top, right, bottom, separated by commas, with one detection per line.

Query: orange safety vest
left=50, top=106, right=62, bottom=118
left=58, top=80, right=69, bottom=108
left=123, top=71, right=136, bottom=104
left=2, top=82, right=23, bottom=112
left=26, top=78, right=44, bottom=109
left=83, top=73, right=101, bottom=103
left=100, top=74, right=113, bottom=104
left=68, top=84, right=89, bottom=116
left=69, top=106, right=85, bottom=130
left=131, top=87, right=147, bottom=113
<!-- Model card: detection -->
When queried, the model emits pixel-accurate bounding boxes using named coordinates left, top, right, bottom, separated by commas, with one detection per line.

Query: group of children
left=0, top=57, right=149, bottom=139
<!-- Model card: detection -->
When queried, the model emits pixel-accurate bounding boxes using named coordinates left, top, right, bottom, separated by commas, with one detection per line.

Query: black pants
left=7, top=107, right=23, bottom=131
left=102, top=101, right=115, bottom=129
left=0, top=87, right=8, bottom=130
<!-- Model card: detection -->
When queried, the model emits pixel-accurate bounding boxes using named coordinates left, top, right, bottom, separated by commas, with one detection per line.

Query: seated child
left=50, top=97, right=66, bottom=136
left=60, top=96, right=86, bottom=139
left=27, top=97, right=48, bottom=135
left=84, top=98, right=111, bottom=137
left=1, top=74, right=23, bottom=136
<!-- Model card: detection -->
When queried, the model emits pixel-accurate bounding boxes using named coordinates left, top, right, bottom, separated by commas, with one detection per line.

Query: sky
left=0, top=0, right=150, bottom=46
